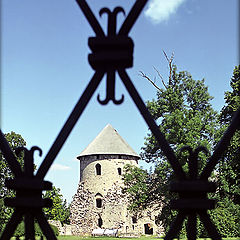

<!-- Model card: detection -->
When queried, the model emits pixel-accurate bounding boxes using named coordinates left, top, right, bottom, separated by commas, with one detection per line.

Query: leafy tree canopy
left=123, top=61, right=240, bottom=237
left=217, top=65, right=240, bottom=205
left=141, top=65, right=219, bottom=174
left=43, top=186, right=70, bottom=225
left=0, top=131, right=26, bottom=229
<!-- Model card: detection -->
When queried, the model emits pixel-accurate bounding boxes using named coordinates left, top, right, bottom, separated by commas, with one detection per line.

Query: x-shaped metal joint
left=167, top=147, right=218, bottom=240
left=76, top=0, right=147, bottom=105
left=0, top=137, right=57, bottom=240
left=163, top=109, right=240, bottom=240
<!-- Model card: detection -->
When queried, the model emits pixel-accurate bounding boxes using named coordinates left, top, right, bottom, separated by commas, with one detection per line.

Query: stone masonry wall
left=70, top=181, right=129, bottom=235
left=70, top=154, right=164, bottom=236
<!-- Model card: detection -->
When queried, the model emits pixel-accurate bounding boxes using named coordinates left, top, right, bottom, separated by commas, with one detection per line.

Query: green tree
left=124, top=59, right=221, bottom=236
left=124, top=64, right=240, bottom=237
left=122, top=164, right=149, bottom=211
left=141, top=66, right=219, bottom=167
left=211, top=65, right=240, bottom=237
left=218, top=65, right=240, bottom=204
left=0, top=132, right=26, bottom=229
left=43, top=186, right=70, bottom=225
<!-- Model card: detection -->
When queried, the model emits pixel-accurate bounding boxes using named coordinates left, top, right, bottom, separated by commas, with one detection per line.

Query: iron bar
left=0, top=130, right=23, bottom=177
left=36, top=211, right=58, bottom=240
left=0, top=209, right=23, bottom=240
left=199, top=211, right=222, bottom=240
left=187, top=213, right=197, bottom=240
left=24, top=149, right=34, bottom=177
left=163, top=211, right=185, bottom=240
left=118, top=68, right=186, bottom=180
left=97, top=69, right=124, bottom=105
left=100, top=7, right=125, bottom=36
left=25, top=212, right=35, bottom=240
left=36, top=70, right=104, bottom=179
left=118, top=0, right=148, bottom=35
left=75, top=0, right=105, bottom=36
left=200, top=108, right=240, bottom=180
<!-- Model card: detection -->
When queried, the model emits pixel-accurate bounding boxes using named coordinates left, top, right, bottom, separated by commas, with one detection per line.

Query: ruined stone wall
left=70, top=181, right=129, bottom=235
left=70, top=182, right=97, bottom=235
left=70, top=181, right=164, bottom=236
left=48, top=220, right=76, bottom=236
left=70, top=154, right=164, bottom=236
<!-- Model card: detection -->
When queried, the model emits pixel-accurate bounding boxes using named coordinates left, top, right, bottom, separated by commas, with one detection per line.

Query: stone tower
left=70, top=124, right=163, bottom=236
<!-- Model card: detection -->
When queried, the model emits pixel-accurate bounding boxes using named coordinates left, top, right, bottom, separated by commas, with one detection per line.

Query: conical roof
left=78, top=124, right=140, bottom=159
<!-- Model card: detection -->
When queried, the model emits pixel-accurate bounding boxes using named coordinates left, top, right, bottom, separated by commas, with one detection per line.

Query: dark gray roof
left=78, top=124, right=140, bottom=158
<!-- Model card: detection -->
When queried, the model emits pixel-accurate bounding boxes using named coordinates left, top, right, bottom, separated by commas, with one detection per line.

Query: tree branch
left=139, top=71, right=162, bottom=91
left=163, top=50, right=174, bottom=85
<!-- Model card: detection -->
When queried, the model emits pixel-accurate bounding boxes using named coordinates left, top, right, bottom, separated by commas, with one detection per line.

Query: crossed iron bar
left=0, top=0, right=239, bottom=239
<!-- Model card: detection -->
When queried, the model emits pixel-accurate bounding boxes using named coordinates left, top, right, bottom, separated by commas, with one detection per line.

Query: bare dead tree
left=162, top=50, right=174, bottom=85
left=153, top=66, right=167, bottom=89
left=139, top=50, right=175, bottom=91
left=139, top=71, right=162, bottom=91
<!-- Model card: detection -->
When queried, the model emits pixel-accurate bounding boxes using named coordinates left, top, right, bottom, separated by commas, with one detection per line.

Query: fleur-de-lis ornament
left=76, top=0, right=147, bottom=105
left=166, top=146, right=220, bottom=240
left=0, top=139, right=56, bottom=240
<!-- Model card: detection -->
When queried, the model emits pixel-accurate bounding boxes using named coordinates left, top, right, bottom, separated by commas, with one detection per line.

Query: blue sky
left=1, top=0, right=238, bottom=203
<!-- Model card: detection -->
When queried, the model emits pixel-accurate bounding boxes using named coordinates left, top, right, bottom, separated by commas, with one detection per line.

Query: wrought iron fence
left=0, top=0, right=239, bottom=239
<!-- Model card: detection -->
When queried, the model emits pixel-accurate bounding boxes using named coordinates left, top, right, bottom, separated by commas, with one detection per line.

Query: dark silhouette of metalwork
left=167, top=147, right=218, bottom=239
left=0, top=139, right=56, bottom=240
left=0, top=0, right=239, bottom=239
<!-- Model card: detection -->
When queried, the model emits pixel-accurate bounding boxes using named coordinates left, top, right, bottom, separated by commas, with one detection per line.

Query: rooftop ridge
left=77, top=124, right=140, bottom=159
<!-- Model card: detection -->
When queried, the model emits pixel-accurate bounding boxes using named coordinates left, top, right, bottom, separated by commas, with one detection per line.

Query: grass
left=11, top=236, right=240, bottom=240
left=57, top=236, right=240, bottom=240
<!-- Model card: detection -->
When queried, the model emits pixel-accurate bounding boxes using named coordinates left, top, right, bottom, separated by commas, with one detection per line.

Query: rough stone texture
left=70, top=155, right=164, bottom=236
left=48, top=220, right=76, bottom=236
left=70, top=125, right=164, bottom=236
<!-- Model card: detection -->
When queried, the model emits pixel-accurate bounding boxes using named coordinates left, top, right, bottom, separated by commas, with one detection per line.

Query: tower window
left=96, top=198, right=102, bottom=208
left=96, top=163, right=101, bottom=175
left=117, top=168, right=122, bottom=175
left=132, top=217, right=137, bottom=224
left=98, top=217, right=103, bottom=228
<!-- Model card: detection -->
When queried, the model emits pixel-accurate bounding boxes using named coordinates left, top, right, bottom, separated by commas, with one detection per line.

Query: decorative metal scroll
left=0, top=0, right=239, bottom=239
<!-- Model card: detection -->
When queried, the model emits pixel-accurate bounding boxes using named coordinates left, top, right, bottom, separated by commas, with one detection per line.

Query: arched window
left=95, top=193, right=103, bottom=208
left=96, top=198, right=102, bottom=208
left=117, top=167, right=122, bottom=175
left=96, top=163, right=101, bottom=175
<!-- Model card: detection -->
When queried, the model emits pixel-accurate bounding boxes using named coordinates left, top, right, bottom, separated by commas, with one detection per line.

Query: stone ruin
left=69, top=124, right=164, bottom=236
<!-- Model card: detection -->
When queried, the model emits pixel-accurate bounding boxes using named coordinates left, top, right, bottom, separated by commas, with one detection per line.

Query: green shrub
left=11, top=221, right=59, bottom=237
left=210, top=200, right=240, bottom=238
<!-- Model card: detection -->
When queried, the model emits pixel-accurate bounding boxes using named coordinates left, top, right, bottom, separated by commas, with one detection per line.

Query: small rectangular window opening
left=132, top=217, right=137, bottom=224
left=96, top=163, right=101, bottom=175
left=118, top=168, right=122, bottom=175
left=96, top=199, right=102, bottom=208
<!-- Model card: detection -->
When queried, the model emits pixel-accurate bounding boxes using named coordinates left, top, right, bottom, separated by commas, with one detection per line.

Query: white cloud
left=144, top=0, right=186, bottom=24
left=50, top=163, right=71, bottom=171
